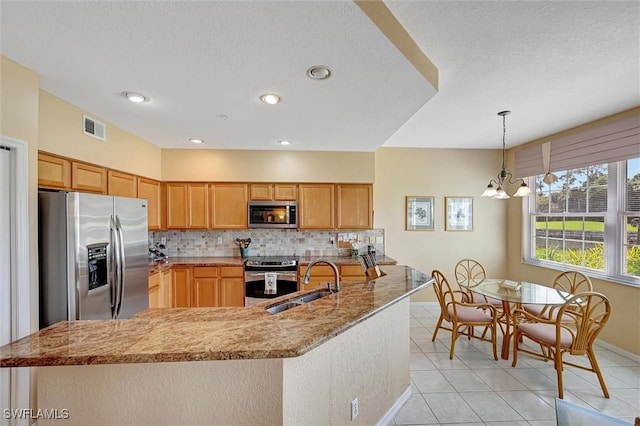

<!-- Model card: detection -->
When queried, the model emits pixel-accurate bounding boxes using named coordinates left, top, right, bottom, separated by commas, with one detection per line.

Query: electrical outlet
left=217, top=237, right=223, bottom=244
left=160, top=237, right=167, bottom=246
left=330, top=237, right=335, bottom=245
left=368, top=236, right=375, bottom=244
left=351, top=397, right=358, bottom=421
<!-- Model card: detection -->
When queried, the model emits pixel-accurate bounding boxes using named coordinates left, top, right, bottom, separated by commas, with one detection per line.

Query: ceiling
left=1, top=1, right=638, bottom=152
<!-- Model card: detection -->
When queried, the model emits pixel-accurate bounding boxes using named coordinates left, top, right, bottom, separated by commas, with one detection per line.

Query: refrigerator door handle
left=115, top=215, right=126, bottom=317
left=110, top=215, right=121, bottom=318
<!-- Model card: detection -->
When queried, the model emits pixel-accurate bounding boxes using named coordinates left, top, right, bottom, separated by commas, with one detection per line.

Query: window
left=525, top=157, right=640, bottom=286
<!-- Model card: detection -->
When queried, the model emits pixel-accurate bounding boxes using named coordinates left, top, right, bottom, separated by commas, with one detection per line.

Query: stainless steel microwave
left=248, top=201, right=297, bottom=229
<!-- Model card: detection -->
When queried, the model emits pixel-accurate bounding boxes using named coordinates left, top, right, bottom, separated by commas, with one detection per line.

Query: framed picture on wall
left=445, top=197, right=474, bottom=231
left=406, top=196, right=435, bottom=231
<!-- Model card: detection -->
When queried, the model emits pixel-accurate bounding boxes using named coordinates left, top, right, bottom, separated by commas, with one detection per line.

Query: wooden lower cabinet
left=159, top=269, right=172, bottom=308
left=340, top=265, right=367, bottom=283
left=172, top=267, right=192, bottom=308
left=219, top=267, right=244, bottom=307
left=148, top=273, right=160, bottom=308
left=192, top=267, right=218, bottom=307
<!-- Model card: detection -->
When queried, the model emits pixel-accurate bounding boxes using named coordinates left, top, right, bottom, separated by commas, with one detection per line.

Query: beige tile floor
left=392, top=302, right=640, bottom=425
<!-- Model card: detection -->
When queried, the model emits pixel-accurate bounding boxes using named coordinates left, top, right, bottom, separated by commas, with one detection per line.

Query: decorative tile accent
left=149, top=229, right=385, bottom=258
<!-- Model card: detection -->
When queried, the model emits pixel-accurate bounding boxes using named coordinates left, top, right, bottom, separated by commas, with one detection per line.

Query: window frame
left=523, top=159, right=640, bottom=287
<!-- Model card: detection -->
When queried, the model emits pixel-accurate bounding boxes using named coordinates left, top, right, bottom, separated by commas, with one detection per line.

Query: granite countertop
left=0, top=265, right=431, bottom=368
left=149, top=255, right=397, bottom=274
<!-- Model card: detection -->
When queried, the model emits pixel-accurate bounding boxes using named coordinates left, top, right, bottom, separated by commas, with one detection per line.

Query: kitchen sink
left=266, top=290, right=333, bottom=314
left=298, top=290, right=332, bottom=303
left=266, top=301, right=304, bottom=314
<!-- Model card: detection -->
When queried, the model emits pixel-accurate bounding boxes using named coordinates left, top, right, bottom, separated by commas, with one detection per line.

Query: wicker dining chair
left=431, top=270, right=499, bottom=360
left=512, top=291, right=611, bottom=399
left=523, top=271, right=593, bottom=319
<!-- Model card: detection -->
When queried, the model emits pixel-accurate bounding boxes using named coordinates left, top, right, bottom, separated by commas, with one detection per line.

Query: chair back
left=431, top=270, right=457, bottom=321
left=553, top=271, right=593, bottom=294
left=553, top=291, right=611, bottom=355
left=454, top=258, right=486, bottom=289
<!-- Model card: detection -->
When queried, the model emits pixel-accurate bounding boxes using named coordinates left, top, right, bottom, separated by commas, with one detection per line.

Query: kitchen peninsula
left=0, top=264, right=433, bottom=425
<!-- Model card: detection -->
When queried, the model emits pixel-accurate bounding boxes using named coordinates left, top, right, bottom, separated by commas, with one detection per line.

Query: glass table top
left=463, top=278, right=573, bottom=304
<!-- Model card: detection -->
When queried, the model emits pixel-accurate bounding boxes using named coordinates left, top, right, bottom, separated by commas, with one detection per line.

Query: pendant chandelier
left=481, top=110, right=533, bottom=199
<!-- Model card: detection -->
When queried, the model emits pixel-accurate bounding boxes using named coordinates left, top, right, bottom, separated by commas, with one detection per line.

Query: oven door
left=244, top=271, right=298, bottom=306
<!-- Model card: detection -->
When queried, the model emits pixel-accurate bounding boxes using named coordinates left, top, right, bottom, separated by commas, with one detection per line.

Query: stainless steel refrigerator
left=39, top=191, right=149, bottom=328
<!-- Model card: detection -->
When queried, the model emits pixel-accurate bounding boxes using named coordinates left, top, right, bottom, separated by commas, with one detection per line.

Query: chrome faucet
left=302, top=259, right=340, bottom=293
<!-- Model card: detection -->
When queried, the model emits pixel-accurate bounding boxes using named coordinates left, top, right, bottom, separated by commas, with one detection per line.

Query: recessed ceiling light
left=189, top=138, right=204, bottom=144
left=260, top=94, right=281, bottom=105
left=306, top=66, right=332, bottom=80
left=121, top=91, right=149, bottom=103
left=277, top=140, right=291, bottom=146
left=218, top=114, right=230, bottom=120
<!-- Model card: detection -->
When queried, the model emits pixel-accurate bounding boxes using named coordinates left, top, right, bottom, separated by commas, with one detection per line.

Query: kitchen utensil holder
left=240, top=247, right=249, bottom=258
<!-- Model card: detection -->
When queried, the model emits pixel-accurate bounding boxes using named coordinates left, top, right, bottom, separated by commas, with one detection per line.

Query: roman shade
left=514, top=115, right=640, bottom=178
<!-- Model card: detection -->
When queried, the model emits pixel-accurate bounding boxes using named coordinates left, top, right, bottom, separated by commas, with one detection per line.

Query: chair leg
left=586, top=347, right=610, bottom=398
left=450, top=325, right=458, bottom=360
left=511, top=330, right=519, bottom=367
left=555, top=351, right=564, bottom=399
left=491, top=323, right=498, bottom=360
left=432, top=314, right=444, bottom=342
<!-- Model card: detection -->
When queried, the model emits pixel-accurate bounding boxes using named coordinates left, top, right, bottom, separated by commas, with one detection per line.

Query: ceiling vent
left=83, top=115, right=106, bottom=141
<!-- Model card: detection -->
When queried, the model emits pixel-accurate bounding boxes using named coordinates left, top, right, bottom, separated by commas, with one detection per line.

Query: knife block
left=364, top=265, right=386, bottom=280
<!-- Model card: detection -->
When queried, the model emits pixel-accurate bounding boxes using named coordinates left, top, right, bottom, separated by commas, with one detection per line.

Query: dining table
left=460, top=278, right=573, bottom=360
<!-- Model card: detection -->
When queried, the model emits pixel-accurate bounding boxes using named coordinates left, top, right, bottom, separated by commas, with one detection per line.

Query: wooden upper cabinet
left=249, top=184, right=274, bottom=201
left=137, top=178, right=162, bottom=230
left=165, top=183, right=208, bottom=229
left=187, top=183, right=209, bottom=229
left=72, top=162, right=107, bottom=194
left=38, top=152, right=71, bottom=189
left=274, top=184, right=297, bottom=201
left=211, top=183, right=248, bottom=229
left=108, top=170, right=137, bottom=198
left=336, top=184, right=373, bottom=229
left=166, top=183, right=188, bottom=229
left=298, top=184, right=335, bottom=229
left=249, top=183, right=297, bottom=201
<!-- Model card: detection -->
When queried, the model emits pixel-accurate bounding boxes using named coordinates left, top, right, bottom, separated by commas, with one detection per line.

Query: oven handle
left=244, top=272, right=298, bottom=282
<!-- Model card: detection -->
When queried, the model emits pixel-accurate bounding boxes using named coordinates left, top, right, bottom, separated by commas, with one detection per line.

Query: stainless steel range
left=244, top=257, right=299, bottom=306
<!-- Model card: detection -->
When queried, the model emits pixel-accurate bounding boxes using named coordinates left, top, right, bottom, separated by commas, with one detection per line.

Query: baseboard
left=595, top=340, right=640, bottom=363
left=376, top=385, right=412, bottom=426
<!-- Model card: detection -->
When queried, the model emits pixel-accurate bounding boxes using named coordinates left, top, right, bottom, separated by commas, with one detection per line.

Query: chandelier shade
left=481, top=111, right=533, bottom=199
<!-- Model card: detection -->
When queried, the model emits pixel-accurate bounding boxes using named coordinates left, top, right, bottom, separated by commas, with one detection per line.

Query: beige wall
left=507, top=108, right=640, bottom=355
left=0, top=56, right=40, bottom=331
left=161, top=149, right=374, bottom=182
left=374, top=147, right=509, bottom=301
left=38, top=90, right=162, bottom=180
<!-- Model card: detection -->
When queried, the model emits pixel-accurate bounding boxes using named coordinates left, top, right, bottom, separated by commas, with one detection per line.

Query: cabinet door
left=340, top=265, right=367, bottom=283
left=72, top=162, right=107, bottom=193
left=274, top=184, right=297, bottom=201
left=249, top=184, right=274, bottom=201
left=336, top=184, right=373, bottom=229
left=218, top=266, right=244, bottom=306
left=108, top=170, right=137, bottom=198
left=137, top=178, right=162, bottom=231
left=38, top=152, right=71, bottom=189
left=159, top=269, right=172, bottom=308
left=172, top=267, right=191, bottom=308
left=148, top=273, right=160, bottom=308
left=211, top=183, right=248, bottom=229
left=298, top=184, right=335, bottom=229
left=299, top=265, right=336, bottom=291
left=166, top=183, right=188, bottom=229
left=192, top=278, right=218, bottom=307
left=188, top=183, right=209, bottom=229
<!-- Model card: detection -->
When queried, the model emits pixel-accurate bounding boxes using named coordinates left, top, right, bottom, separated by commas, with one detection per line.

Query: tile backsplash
left=149, top=229, right=385, bottom=258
